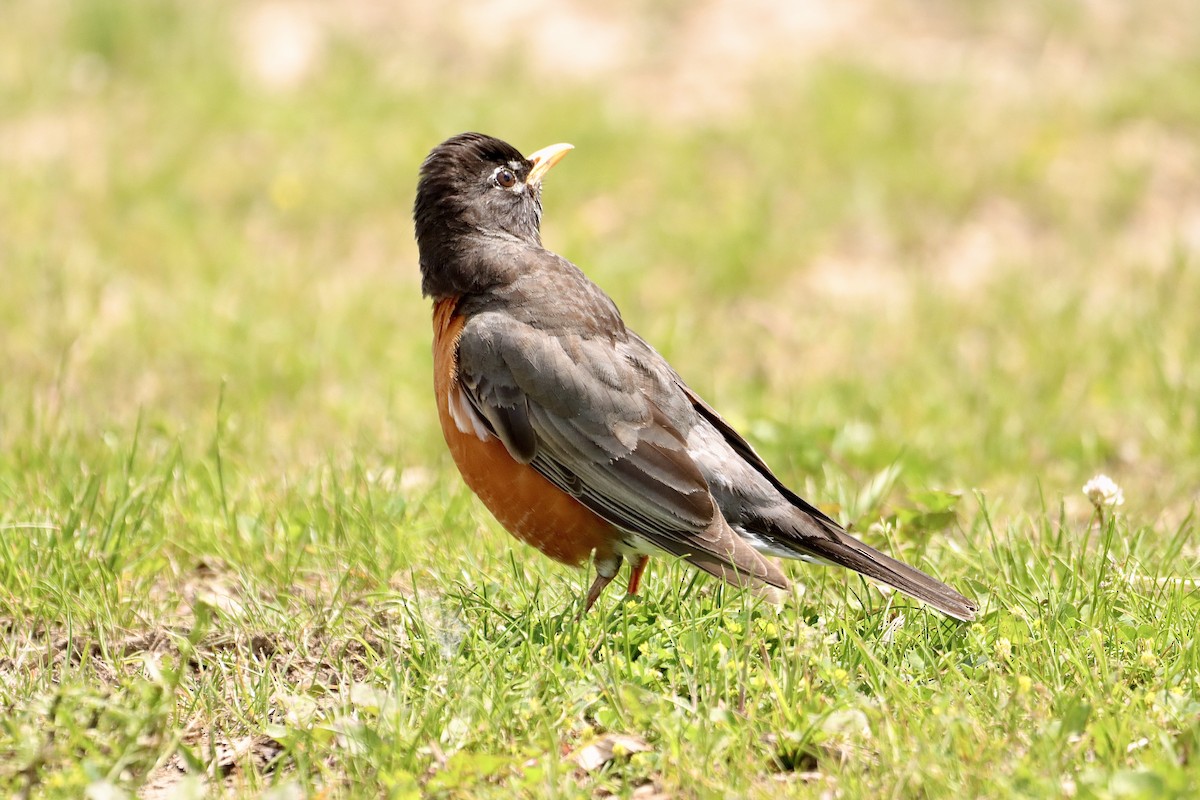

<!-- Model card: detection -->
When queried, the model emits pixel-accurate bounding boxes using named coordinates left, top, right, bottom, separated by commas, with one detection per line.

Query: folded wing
left=455, top=311, right=786, bottom=590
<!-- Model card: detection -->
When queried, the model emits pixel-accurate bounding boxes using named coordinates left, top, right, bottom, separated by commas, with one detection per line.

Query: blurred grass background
left=4, top=0, right=1198, bottom=507
left=2, top=0, right=1200, bottom=797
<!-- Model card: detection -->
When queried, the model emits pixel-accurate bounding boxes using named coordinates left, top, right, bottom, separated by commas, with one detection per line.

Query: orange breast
left=432, top=298, right=616, bottom=567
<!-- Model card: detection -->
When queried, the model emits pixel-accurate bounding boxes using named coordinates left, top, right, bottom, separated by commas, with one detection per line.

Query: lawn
left=2, top=0, right=1199, bottom=797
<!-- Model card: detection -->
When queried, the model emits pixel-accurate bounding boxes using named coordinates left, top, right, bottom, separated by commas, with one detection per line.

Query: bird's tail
left=785, top=521, right=977, bottom=622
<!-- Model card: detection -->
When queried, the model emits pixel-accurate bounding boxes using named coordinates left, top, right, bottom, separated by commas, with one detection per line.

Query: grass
left=2, top=0, right=1200, bottom=797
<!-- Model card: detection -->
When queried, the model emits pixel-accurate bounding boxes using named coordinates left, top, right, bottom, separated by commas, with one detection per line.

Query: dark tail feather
left=788, top=525, right=977, bottom=622
left=672, top=380, right=975, bottom=619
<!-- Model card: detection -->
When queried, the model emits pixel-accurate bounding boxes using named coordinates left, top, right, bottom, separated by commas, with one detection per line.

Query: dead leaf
left=571, top=733, right=651, bottom=772
left=631, top=783, right=671, bottom=799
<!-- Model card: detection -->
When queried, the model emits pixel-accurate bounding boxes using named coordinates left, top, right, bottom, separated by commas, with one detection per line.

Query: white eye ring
left=495, top=168, right=517, bottom=188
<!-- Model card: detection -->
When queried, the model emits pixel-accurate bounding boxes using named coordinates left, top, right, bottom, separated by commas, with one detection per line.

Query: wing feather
left=455, top=311, right=785, bottom=588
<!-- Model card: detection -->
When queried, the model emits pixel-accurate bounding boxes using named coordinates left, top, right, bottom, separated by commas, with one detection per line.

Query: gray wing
left=622, top=333, right=978, bottom=621
left=455, top=310, right=786, bottom=589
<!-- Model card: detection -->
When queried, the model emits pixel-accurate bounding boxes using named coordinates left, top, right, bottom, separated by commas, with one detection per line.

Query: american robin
left=413, top=132, right=976, bottom=621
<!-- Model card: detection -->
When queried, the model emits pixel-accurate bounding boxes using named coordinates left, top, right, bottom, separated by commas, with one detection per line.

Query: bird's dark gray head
left=414, top=132, right=573, bottom=298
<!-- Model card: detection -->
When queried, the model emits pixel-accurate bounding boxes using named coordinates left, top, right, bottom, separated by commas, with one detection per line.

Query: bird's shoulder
left=456, top=266, right=701, bottom=421
left=457, top=245, right=622, bottom=338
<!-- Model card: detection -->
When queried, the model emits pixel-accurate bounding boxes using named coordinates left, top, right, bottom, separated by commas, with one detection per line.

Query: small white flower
left=1126, top=737, right=1150, bottom=754
left=1082, top=474, right=1124, bottom=509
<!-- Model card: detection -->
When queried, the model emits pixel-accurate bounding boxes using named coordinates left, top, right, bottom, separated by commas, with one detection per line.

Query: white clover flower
left=1082, top=474, right=1124, bottom=510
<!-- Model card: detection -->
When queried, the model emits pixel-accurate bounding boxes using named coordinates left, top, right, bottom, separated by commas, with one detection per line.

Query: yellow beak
left=525, top=142, right=574, bottom=185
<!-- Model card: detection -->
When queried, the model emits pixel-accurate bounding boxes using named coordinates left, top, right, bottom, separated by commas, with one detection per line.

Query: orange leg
left=626, top=555, right=649, bottom=596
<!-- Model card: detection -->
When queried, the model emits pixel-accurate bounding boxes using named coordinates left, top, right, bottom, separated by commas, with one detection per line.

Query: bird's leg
left=583, top=554, right=623, bottom=613
left=625, top=555, right=649, bottom=596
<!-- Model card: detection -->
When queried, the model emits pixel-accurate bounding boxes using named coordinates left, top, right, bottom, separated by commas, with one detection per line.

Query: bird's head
left=414, top=133, right=573, bottom=297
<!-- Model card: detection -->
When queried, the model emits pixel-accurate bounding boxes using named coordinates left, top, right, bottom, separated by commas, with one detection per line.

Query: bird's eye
left=495, top=169, right=517, bottom=188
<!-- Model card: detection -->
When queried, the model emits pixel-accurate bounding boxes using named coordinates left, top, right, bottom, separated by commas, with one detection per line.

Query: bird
left=413, top=132, right=977, bottom=622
